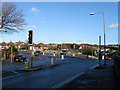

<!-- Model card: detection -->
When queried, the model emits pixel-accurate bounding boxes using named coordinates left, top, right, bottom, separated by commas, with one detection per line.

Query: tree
left=7, top=44, right=17, bottom=52
left=0, top=2, right=25, bottom=33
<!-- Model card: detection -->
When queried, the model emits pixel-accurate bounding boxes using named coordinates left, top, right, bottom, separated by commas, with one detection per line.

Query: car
left=34, top=51, right=43, bottom=56
left=14, top=55, right=27, bottom=62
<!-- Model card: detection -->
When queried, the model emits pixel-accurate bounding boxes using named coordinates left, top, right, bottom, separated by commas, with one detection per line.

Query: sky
left=1, top=2, right=119, bottom=45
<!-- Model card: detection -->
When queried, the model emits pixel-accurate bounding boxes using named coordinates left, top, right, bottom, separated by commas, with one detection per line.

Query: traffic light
left=28, top=30, right=33, bottom=45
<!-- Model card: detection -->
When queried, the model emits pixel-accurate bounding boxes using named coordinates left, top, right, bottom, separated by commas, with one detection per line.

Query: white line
left=52, top=72, right=84, bottom=88
left=0, top=73, right=24, bottom=80
left=89, top=64, right=99, bottom=70
left=12, top=71, right=19, bottom=75
left=52, top=64, right=99, bottom=88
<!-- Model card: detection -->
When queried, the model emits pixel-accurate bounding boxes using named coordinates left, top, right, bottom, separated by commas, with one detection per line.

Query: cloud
left=108, top=23, right=120, bottom=29
left=31, top=7, right=40, bottom=14
left=29, top=25, right=37, bottom=29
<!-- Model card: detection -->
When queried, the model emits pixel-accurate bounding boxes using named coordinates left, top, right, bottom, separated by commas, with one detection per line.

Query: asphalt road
left=2, top=56, right=99, bottom=88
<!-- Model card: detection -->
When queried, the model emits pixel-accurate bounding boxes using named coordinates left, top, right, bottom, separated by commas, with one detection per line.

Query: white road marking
left=1, top=73, right=24, bottom=80
left=52, top=72, right=84, bottom=88
left=89, top=64, right=99, bottom=70
left=52, top=64, right=99, bottom=88
left=12, top=71, right=19, bottom=75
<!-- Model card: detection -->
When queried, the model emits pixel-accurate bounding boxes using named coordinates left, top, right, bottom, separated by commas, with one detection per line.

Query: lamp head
left=90, top=13, right=95, bottom=15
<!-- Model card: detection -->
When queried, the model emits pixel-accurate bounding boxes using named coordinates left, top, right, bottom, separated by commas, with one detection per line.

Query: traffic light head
left=28, top=30, right=33, bottom=45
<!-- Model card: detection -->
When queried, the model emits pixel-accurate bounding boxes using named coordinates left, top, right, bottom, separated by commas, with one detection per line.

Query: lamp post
left=90, top=12, right=106, bottom=65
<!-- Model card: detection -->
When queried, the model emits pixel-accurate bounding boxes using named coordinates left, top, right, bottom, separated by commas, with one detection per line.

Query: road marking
left=52, top=64, right=99, bottom=88
left=2, top=70, right=20, bottom=74
left=1, top=73, right=24, bottom=80
left=12, top=71, right=19, bottom=75
left=89, top=64, right=99, bottom=70
left=52, top=72, right=84, bottom=88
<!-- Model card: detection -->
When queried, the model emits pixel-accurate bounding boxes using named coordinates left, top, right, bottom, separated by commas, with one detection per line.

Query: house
left=47, top=43, right=58, bottom=50
left=14, top=41, right=25, bottom=49
left=1, top=41, right=9, bottom=49
left=34, top=43, right=48, bottom=51
left=7, top=41, right=14, bottom=47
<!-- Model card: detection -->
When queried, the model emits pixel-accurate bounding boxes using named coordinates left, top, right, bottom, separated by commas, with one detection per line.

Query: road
left=2, top=56, right=99, bottom=88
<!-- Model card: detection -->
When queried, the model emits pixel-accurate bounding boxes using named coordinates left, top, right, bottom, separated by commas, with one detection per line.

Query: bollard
left=72, top=54, right=75, bottom=57
left=102, top=55, right=104, bottom=60
left=25, top=59, right=29, bottom=69
left=53, top=53, right=55, bottom=56
left=61, top=55, right=64, bottom=60
left=43, top=52, right=44, bottom=55
left=4, top=54, right=6, bottom=60
left=51, top=57, right=54, bottom=65
left=1, top=57, right=3, bottom=61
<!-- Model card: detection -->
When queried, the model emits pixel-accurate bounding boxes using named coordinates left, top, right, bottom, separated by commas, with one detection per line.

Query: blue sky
left=2, top=2, right=118, bottom=45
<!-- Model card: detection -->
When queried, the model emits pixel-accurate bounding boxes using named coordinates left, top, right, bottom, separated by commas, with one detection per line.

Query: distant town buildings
left=0, top=41, right=119, bottom=52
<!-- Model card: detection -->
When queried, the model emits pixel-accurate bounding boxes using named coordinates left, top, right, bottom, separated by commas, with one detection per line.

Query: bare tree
left=0, top=2, right=25, bottom=33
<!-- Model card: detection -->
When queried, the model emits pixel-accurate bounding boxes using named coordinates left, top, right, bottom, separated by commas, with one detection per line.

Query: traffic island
left=56, top=59, right=67, bottom=60
left=19, top=67, right=43, bottom=72
left=19, top=64, right=60, bottom=72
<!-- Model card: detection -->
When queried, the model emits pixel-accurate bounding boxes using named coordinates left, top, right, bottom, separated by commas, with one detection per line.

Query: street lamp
left=90, top=12, right=106, bottom=65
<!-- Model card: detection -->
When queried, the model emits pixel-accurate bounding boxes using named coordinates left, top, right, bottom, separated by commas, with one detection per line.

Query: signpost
left=57, top=45, right=61, bottom=59
left=98, top=36, right=101, bottom=67
left=10, top=44, right=13, bottom=63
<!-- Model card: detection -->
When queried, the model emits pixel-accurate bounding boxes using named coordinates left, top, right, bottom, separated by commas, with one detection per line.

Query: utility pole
left=103, top=12, right=106, bottom=65
left=31, top=44, right=33, bottom=67
left=99, top=36, right=101, bottom=67
left=90, top=12, right=106, bottom=65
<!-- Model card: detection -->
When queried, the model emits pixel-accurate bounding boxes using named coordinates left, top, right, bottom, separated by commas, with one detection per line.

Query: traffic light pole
left=31, top=45, right=33, bottom=68
left=28, top=30, right=33, bottom=68
left=10, top=44, right=13, bottom=63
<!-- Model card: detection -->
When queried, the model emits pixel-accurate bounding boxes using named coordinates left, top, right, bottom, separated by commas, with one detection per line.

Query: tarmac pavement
left=60, top=60, right=119, bottom=88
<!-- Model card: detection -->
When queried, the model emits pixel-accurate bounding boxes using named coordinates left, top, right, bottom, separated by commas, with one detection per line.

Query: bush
left=82, top=47, right=95, bottom=56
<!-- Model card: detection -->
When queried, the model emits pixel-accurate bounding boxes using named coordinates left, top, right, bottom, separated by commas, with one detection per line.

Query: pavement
left=60, top=60, right=120, bottom=88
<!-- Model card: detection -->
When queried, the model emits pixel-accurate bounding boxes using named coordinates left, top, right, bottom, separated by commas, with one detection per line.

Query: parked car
left=34, top=51, right=43, bottom=56
left=14, top=55, right=27, bottom=62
